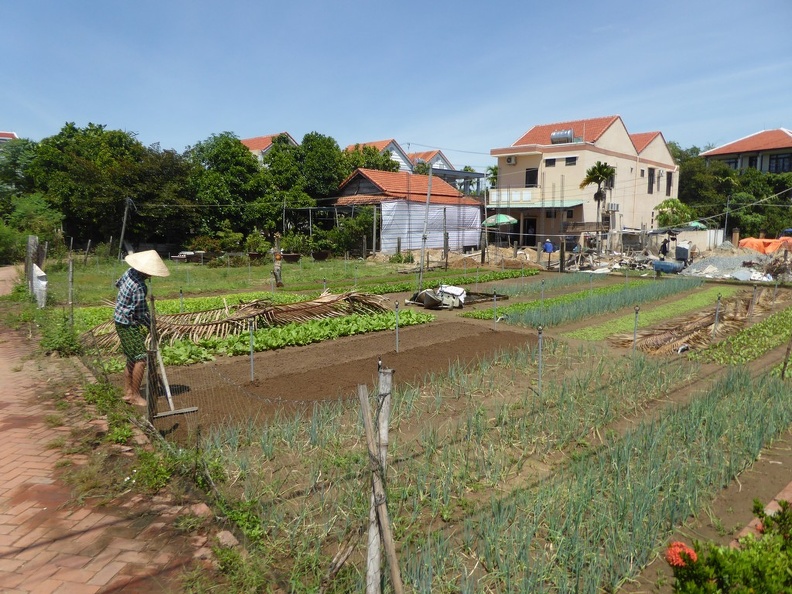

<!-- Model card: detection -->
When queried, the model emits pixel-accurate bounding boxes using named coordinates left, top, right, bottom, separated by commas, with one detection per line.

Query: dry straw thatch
left=609, top=287, right=786, bottom=354
left=84, top=290, right=391, bottom=353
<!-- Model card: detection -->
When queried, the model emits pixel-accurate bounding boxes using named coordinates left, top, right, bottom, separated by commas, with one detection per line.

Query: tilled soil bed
left=140, top=273, right=792, bottom=592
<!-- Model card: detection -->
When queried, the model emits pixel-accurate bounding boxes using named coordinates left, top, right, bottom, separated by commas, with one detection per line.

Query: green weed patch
left=563, top=285, right=739, bottom=341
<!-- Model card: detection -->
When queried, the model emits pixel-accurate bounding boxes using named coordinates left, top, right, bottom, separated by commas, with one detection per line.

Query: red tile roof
left=407, top=150, right=440, bottom=164
left=0, top=131, right=18, bottom=140
left=336, top=168, right=479, bottom=206
left=512, top=116, right=621, bottom=146
left=630, top=132, right=661, bottom=154
left=344, top=139, right=397, bottom=152
left=701, top=129, right=792, bottom=156
left=240, top=132, right=295, bottom=152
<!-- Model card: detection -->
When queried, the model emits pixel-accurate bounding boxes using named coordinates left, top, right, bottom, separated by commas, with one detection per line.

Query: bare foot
left=128, top=394, right=147, bottom=407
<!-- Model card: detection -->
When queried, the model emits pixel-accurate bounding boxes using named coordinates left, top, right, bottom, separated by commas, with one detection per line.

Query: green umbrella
left=482, top=213, right=518, bottom=227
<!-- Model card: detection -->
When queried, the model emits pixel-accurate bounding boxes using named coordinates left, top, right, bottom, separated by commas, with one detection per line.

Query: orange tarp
left=738, top=237, right=792, bottom=255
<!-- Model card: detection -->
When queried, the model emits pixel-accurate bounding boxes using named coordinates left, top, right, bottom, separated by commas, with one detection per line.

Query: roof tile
left=702, top=129, right=792, bottom=156
left=344, top=139, right=397, bottom=152
left=240, top=132, right=294, bottom=152
left=337, top=168, right=479, bottom=206
left=630, top=132, right=661, bottom=154
left=512, top=116, right=620, bottom=146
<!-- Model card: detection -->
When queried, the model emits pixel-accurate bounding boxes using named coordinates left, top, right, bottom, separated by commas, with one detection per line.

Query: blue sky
left=3, top=0, right=790, bottom=172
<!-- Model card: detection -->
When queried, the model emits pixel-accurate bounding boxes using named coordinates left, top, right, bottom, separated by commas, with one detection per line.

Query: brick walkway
left=0, top=266, right=214, bottom=593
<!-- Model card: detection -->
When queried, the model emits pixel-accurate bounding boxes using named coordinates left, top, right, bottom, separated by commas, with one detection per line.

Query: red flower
left=665, top=541, right=698, bottom=567
left=756, top=522, right=764, bottom=534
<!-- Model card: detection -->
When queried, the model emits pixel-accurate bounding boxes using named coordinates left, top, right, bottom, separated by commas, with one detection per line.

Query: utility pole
left=724, top=194, right=731, bottom=241
left=117, top=197, right=131, bottom=260
left=418, top=164, right=433, bottom=292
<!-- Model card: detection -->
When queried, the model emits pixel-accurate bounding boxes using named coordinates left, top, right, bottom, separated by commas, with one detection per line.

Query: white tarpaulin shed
left=379, top=200, right=481, bottom=254
left=333, top=168, right=483, bottom=255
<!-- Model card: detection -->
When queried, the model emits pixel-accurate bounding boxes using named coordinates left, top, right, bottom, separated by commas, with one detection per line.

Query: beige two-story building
left=489, top=115, right=677, bottom=247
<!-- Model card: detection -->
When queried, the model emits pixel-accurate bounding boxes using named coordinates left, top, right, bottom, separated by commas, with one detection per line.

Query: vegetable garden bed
left=62, top=268, right=792, bottom=592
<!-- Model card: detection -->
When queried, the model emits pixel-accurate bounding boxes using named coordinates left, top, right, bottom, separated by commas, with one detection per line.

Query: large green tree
left=673, top=141, right=792, bottom=237
left=184, top=132, right=266, bottom=236
left=654, top=198, right=698, bottom=228
left=28, top=123, right=148, bottom=245
left=300, top=132, right=346, bottom=198
left=129, top=145, right=197, bottom=245
left=343, top=145, right=399, bottom=175
left=259, top=134, right=313, bottom=234
left=677, top=157, right=737, bottom=231
left=0, top=137, right=38, bottom=219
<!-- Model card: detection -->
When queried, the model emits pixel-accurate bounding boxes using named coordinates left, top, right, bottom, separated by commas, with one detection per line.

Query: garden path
left=0, top=265, right=213, bottom=593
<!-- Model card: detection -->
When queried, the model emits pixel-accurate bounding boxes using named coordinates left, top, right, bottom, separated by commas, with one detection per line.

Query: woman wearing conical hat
left=114, top=250, right=170, bottom=406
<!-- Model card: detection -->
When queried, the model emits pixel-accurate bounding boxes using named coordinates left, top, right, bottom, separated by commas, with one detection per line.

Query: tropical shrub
left=666, top=501, right=792, bottom=592
left=0, top=220, right=25, bottom=265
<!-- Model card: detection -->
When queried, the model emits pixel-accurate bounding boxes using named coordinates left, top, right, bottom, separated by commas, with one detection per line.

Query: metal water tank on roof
left=550, top=129, right=574, bottom=144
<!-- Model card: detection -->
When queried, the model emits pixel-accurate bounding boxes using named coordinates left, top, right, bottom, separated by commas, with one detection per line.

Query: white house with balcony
left=489, top=115, right=677, bottom=248
left=701, top=128, right=792, bottom=173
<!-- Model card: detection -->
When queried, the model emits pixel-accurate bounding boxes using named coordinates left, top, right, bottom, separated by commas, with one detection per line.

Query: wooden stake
left=782, top=327, right=792, bottom=380
left=358, top=385, right=403, bottom=594
left=366, top=369, right=394, bottom=593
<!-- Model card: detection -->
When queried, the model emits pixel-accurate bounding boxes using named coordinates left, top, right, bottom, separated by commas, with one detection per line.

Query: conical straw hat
left=124, top=250, right=170, bottom=277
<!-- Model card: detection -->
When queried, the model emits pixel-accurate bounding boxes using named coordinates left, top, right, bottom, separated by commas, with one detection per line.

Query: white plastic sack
left=32, top=264, right=47, bottom=308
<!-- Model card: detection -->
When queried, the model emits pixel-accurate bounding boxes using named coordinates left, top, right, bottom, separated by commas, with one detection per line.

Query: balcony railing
left=486, top=188, right=537, bottom=207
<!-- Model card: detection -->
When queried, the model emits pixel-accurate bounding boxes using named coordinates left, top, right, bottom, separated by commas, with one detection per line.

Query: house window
left=769, top=154, right=791, bottom=173
left=748, top=156, right=758, bottom=169
left=640, top=169, right=645, bottom=177
left=566, top=209, right=574, bottom=219
left=606, top=172, right=616, bottom=190
left=666, top=171, right=673, bottom=196
left=545, top=210, right=556, bottom=218
left=647, top=168, right=655, bottom=194
left=565, top=156, right=577, bottom=166
left=525, top=168, right=539, bottom=188
left=545, top=158, right=556, bottom=167
left=724, top=158, right=738, bottom=169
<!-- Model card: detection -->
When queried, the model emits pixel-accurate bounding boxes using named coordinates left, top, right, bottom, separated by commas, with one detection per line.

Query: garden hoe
left=145, top=293, right=198, bottom=422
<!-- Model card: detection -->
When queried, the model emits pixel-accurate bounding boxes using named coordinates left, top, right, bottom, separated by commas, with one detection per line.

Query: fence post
left=537, top=325, right=543, bottom=397
left=712, top=293, right=722, bottom=339
left=359, top=385, right=403, bottom=594
left=394, top=301, right=400, bottom=353
left=366, top=368, right=394, bottom=594
left=782, top=327, right=792, bottom=380
left=249, top=320, right=255, bottom=382
left=748, top=284, right=758, bottom=321
left=633, top=306, right=640, bottom=354
left=68, top=258, right=74, bottom=328
left=492, top=291, right=498, bottom=329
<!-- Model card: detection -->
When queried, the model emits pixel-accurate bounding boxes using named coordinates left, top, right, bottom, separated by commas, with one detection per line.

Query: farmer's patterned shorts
left=115, top=323, right=148, bottom=364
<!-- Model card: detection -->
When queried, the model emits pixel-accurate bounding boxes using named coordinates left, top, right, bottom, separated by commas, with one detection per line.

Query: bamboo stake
left=366, top=368, right=394, bottom=594
left=782, top=326, right=792, bottom=380
left=358, top=385, right=403, bottom=594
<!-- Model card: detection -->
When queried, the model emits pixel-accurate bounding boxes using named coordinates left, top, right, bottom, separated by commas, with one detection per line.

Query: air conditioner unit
left=606, top=203, right=620, bottom=212
left=505, top=156, right=517, bottom=165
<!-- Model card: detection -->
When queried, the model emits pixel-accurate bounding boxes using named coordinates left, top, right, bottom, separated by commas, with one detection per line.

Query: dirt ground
left=135, top=272, right=792, bottom=592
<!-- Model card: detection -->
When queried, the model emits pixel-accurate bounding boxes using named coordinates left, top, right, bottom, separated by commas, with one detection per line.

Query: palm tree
left=579, top=161, right=616, bottom=252
left=485, top=165, right=499, bottom=189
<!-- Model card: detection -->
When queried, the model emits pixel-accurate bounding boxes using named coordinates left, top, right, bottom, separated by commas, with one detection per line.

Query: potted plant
left=280, top=232, right=308, bottom=262
left=245, top=230, right=271, bottom=261
left=310, top=230, right=333, bottom=261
